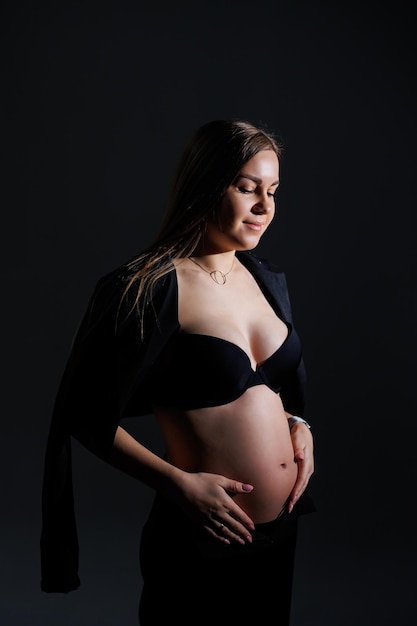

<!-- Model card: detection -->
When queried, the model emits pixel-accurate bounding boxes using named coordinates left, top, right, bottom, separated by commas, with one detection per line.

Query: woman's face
left=205, top=149, right=279, bottom=252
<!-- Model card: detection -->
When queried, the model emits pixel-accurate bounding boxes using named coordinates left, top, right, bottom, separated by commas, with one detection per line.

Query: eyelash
left=238, top=187, right=276, bottom=198
left=238, top=187, right=254, bottom=194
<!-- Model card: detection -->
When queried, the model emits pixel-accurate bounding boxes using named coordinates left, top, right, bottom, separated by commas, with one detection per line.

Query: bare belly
left=153, top=386, right=298, bottom=523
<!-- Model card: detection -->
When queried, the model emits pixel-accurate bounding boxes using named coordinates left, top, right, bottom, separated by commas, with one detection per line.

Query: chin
left=242, top=236, right=263, bottom=250
left=235, top=242, right=260, bottom=252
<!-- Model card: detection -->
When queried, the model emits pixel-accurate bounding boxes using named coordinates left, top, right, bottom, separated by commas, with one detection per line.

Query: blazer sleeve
left=40, top=269, right=151, bottom=593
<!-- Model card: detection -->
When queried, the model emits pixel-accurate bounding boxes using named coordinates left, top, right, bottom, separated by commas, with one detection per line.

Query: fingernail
left=242, top=483, right=253, bottom=491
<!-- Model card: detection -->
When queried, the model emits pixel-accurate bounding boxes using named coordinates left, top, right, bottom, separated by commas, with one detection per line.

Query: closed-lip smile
left=243, top=221, right=264, bottom=230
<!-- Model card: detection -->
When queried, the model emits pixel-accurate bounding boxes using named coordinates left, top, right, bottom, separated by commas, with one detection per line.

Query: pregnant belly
left=232, top=455, right=298, bottom=523
left=157, top=386, right=298, bottom=524
left=199, top=423, right=297, bottom=523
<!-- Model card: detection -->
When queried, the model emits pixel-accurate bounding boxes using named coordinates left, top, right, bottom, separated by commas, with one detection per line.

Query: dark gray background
left=2, top=1, right=416, bottom=624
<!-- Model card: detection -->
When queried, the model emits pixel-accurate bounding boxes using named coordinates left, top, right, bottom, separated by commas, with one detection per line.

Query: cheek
left=217, top=198, right=237, bottom=227
left=206, top=206, right=233, bottom=235
left=217, top=193, right=251, bottom=230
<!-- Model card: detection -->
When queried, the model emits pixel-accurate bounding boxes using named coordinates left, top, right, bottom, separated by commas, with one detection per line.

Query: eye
left=237, top=186, right=254, bottom=194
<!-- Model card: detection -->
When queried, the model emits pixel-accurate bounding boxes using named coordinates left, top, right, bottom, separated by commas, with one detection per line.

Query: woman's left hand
left=287, top=424, right=314, bottom=513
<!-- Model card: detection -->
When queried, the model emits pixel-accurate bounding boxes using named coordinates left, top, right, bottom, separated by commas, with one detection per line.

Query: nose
left=253, top=191, right=274, bottom=213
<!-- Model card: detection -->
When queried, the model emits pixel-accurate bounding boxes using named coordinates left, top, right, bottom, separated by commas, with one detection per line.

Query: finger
left=210, top=510, right=253, bottom=544
left=208, top=504, right=254, bottom=536
left=288, top=467, right=314, bottom=512
left=294, top=449, right=305, bottom=461
left=225, top=481, right=254, bottom=495
left=224, top=510, right=255, bottom=542
left=225, top=504, right=255, bottom=532
left=217, top=520, right=251, bottom=545
left=287, top=476, right=308, bottom=513
left=215, top=522, right=232, bottom=544
left=205, top=520, right=243, bottom=545
left=204, top=524, right=230, bottom=544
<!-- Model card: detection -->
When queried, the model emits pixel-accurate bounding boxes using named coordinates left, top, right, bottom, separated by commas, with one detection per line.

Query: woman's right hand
left=174, top=471, right=255, bottom=544
left=109, top=428, right=254, bottom=543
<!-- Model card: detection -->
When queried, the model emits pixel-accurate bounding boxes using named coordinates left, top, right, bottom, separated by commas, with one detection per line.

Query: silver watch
left=288, top=415, right=311, bottom=430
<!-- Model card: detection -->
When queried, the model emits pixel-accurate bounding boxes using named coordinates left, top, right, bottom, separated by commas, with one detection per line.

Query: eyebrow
left=239, top=173, right=280, bottom=186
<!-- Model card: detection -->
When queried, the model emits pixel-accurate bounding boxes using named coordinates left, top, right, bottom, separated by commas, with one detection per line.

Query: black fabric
left=40, top=250, right=308, bottom=592
left=147, top=322, right=302, bottom=409
left=138, top=493, right=308, bottom=626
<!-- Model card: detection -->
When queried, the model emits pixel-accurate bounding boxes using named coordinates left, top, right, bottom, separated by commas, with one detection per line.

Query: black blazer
left=40, top=250, right=307, bottom=593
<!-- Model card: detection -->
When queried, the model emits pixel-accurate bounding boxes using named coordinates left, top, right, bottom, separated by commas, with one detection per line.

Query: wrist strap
left=288, top=415, right=311, bottom=430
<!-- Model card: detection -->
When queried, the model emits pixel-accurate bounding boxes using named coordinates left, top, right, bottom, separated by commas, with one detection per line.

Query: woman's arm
left=108, top=426, right=256, bottom=543
left=108, top=426, right=185, bottom=495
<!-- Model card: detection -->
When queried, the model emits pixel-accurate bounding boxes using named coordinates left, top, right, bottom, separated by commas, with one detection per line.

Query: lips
left=243, top=221, right=264, bottom=231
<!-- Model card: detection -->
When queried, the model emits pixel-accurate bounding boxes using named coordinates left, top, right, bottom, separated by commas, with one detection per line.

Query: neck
left=190, top=250, right=236, bottom=272
left=188, top=251, right=237, bottom=285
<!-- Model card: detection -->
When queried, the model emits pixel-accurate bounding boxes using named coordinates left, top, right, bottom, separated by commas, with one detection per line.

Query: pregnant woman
left=41, top=119, right=315, bottom=626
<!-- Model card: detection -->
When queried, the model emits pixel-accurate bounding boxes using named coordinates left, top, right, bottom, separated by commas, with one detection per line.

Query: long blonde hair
left=120, top=119, right=282, bottom=334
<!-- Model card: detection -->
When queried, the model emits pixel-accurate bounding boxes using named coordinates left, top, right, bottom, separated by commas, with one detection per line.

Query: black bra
left=146, top=323, right=302, bottom=410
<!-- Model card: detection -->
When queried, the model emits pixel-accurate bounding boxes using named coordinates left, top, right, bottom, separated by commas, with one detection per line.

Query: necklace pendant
left=188, top=256, right=234, bottom=285
left=210, top=270, right=227, bottom=285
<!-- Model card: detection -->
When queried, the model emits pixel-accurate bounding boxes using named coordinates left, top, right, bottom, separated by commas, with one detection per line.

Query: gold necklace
left=188, top=256, right=235, bottom=285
